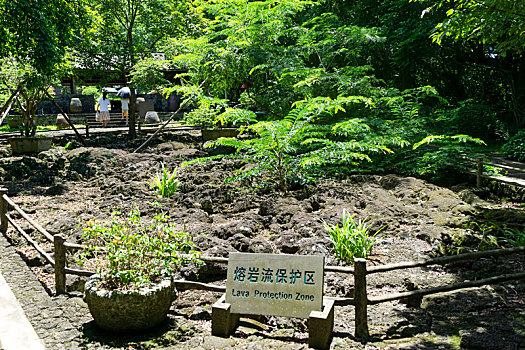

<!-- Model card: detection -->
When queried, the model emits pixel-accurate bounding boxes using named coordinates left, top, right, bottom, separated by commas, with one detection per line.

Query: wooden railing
left=474, top=156, right=525, bottom=187
left=1, top=188, right=524, bottom=339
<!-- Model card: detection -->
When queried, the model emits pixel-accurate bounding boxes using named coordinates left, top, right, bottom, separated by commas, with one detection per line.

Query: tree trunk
left=505, top=55, right=525, bottom=128
left=128, top=84, right=137, bottom=139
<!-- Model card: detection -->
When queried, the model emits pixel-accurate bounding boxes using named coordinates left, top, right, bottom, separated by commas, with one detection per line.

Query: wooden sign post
left=212, top=253, right=334, bottom=349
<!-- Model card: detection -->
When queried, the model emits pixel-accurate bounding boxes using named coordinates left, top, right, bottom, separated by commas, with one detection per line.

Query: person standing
left=96, top=91, right=111, bottom=127
left=117, top=87, right=131, bottom=126
left=121, top=97, right=129, bottom=125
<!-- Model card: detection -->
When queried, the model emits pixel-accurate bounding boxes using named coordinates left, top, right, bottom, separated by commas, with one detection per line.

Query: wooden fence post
left=54, top=234, right=66, bottom=295
left=0, top=188, right=7, bottom=234
left=476, top=157, right=483, bottom=187
left=354, top=258, right=369, bottom=339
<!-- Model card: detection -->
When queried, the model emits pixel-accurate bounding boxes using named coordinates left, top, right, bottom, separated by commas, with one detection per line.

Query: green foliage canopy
left=0, top=0, right=80, bottom=75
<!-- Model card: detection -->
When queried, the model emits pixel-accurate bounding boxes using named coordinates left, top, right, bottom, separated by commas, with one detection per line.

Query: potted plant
left=183, top=97, right=228, bottom=141
left=79, top=207, right=200, bottom=332
left=0, top=59, right=54, bottom=153
left=183, top=99, right=256, bottom=141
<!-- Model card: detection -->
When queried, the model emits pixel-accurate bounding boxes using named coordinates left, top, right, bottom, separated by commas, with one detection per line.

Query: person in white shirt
left=121, top=98, right=129, bottom=125
left=96, top=92, right=111, bottom=127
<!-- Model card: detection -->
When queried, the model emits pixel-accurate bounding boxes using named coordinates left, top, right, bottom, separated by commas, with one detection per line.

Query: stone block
left=144, top=111, right=160, bottom=124
left=308, top=298, right=335, bottom=350
left=211, top=294, right=239, bottom=337
left=139, top=100, right=154, bottom=119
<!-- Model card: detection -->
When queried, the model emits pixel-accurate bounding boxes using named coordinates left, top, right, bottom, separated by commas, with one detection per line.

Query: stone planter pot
left=202, top=128, right=239, bottom=142
left=84, top=275, right=174, bottom=333
left=70, top=98, right=83, bottom=114
left=8, top=136, right=53, bottom=154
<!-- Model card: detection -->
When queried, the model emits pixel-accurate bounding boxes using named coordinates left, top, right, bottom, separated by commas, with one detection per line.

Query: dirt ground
left=1, top=129, right=524, bottom=349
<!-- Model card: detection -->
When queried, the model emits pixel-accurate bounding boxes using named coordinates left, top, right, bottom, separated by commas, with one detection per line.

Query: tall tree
left=414, top=0, right=525, bottom=127
left=0, top=0, right=83, bottom=136
left=75, top=0, right=197, bottom=138
left=0, top=0, right=79, bottom=75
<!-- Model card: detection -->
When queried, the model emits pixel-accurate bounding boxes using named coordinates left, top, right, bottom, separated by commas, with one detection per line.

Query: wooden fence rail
left=474, top=156, right=525, bottom=187
left=0, top=189, right=523, bottom=340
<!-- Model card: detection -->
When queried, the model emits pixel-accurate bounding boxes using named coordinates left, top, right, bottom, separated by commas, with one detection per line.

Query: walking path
left=0, top=123, right=198, bottom=140
left=483, top=154, right=525, bottom=188
left=0, top=271, right=45, bottom=350
left=0, top=234, right=84, bottom=350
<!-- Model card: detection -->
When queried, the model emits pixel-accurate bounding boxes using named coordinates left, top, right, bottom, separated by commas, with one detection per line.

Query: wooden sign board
left=225, top=253, right=324, bottom=318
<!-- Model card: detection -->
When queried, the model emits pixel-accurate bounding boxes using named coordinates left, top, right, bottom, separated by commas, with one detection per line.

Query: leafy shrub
left=502, top=131, right=525, bottom=162
left=323, top=209, right=384, bottom=263
left=79, top=208, right=200, bottom=289
left=182, top=96, right=228, bottom=128
left=410, top=134, right=486, bottom=178
left=150, top=163, right=179, bottom=198
left=196, top=96, right=391, bottom=192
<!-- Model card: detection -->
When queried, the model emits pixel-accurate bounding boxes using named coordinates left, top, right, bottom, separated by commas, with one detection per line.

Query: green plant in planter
left=183, top=93, right=256, bottom=129
left=150, top=163, right=180, bottom=198
left=323, top=209, right=385, bottom=263
left=183, top=97, right=228, bottom=129
left=79, top=208, right=201, bottom=289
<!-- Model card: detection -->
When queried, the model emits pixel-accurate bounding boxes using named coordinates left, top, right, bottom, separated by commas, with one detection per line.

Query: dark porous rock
left=380, top=174, right=401, bottom=190
left=399, top=278, right=423, bottom=307
left=186, top=208, right=212, bottom=223
left=66, top=275, right=88, bottom=293
left=203, top=141, right=236, bottom=156
left=232, top=199, right=257, bottom=213
left=460, top=329, right=522, bottom=350
left=193, top=235, right=219, bottom=251
left=38, top=148, right=65, bottom=164
left=187, top=260, right=227, bottom=282
left=189, top=307, right=211, bottom=321
left=46, top=217, right=78, bottom=236
left=204, top=239, right=235, bottom=258
left=144, top=111, right=160, bottom=124
left=275, top=212, right=293, bottom=225
left=296, top=238, right=330, bottom=256
left=300, top=200, right=314, bottom=213
left=0, top=156, right=50, bottom=181
left=325, top=275, right=354, bottom=298
left=248, top=237, right=273, bottom=253
left=302, top=195, right=323, bottom=212
left=457, top=189, right=486, bottom=206
left=201, top=199, right=213, bottom=214
left=215, top=221, right=256, bottom=240
left=274, top=233, right=300, bottom=254
left=25, top=253, right=46, bottom=267
left=233, top=222, right=255, bottom=238
left=154, top=141, right=186, bottom=153
left=258, top=199, right=277, bottom=216
left=45, top=183, right=68, bottom=195
left=421, top=286, right=504, bottom=316
left=230, top=233, right=250, bottom=252
left=415, top=225, right=445, bottom=245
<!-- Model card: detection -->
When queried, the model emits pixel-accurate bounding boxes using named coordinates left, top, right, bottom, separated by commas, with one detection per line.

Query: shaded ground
left=0, top=129, right=524, bottom=349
